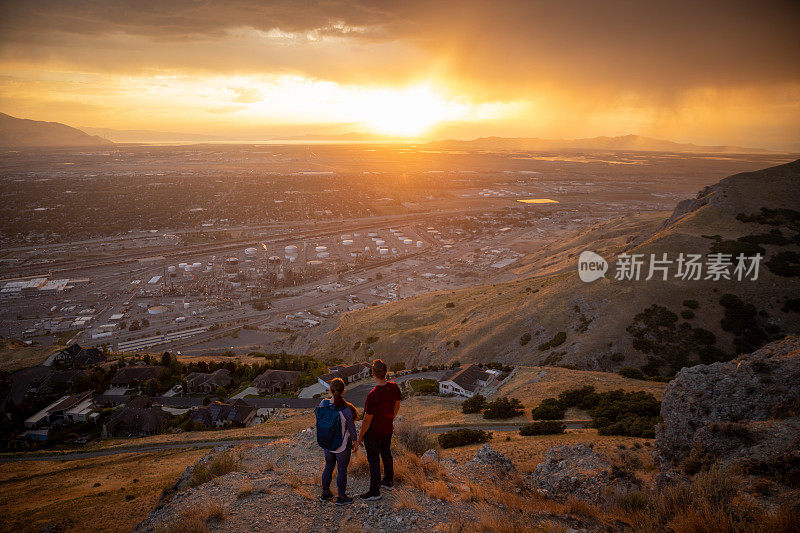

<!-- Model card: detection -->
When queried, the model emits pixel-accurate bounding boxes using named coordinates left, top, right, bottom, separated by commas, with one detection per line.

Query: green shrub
left=618, top=367, right=646, bottom=380
left=438, top=428, right=492, bottom=449
left=531, top=398, right=566, bottom=420
left=461, top=394, right=486, bottom=414
left=589, top=389, right=660, bottom=438
left=538, top=331, right=567, bottom=351
left=682, top=299, right=699, bottom=309
left=536, top=386, right=661, bottom=438
left=783, top=298, right=800, bottom=313
left=519, top=421, right=565, bottom=436
left=691, top=328, right=716, bottom=345
left=519, top=333, right=531, bottom=346
left=680, top=309, right=695, bottom=319
left=765, top=251, right=800, bottom=277
left=482, top=396, right=524, bottom=419
left=445, top=302, right=455, bottom=308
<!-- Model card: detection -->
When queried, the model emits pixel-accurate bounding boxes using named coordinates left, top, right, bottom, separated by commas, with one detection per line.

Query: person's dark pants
left=364, top=433, right=393, bottom=494
left=322, top=440, right=352, bottom=497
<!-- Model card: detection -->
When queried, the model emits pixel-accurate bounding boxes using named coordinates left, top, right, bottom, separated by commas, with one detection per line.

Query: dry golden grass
left=82, top=409, right=316, bottom=452
left=0, top=342, right=63, bottom=372
left=393, top=489, right=423, bottom=511
left=286, top=473, right=302, bottom=489
left=0, top=449, right=206, bottom=533
left=624, top=466, right=800, bottom=533
left=190, top=450, right=239, bottom=486
left=349, top=450, right=370, bottom=476
left=438, top=429, right=654, bottom=478
left=236, top=482, right=254, bottom=499
left=498, top=365, right=667, bottom=404
left=157, top=499, right=225, bottom=533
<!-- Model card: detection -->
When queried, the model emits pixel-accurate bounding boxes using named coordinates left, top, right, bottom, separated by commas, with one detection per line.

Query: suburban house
left=32, top=369, right=87, bottom=396
left=102, top=398, right=171, bottom=438
left=253, top=369, right=301, bottom=395
left=110, top=365, right=164, bottom=387
left=24, top=391, right=98, bottom=431
left=438, top=364, right=494, bottom=398
left=50, top=344, right=106, bottom=368
left=190, top=399, right=256, bottom=428
left=184, top=369, right=232, bottom=394
left=317, top=362, right=371, bottom=389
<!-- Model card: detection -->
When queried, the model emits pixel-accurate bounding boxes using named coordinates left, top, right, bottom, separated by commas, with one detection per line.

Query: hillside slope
left=319, top=160, right=800, bottom=375
left=0, top=112, right=112, bottom=147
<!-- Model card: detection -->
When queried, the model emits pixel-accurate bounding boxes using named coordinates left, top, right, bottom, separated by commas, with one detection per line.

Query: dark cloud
left=2, top=0, right=798, bottom=93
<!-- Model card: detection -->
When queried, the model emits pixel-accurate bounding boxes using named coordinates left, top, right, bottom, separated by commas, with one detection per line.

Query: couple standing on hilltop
left=315, top=359, right=401, bottom=505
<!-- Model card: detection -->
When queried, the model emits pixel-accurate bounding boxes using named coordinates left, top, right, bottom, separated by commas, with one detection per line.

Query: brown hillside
left=318, top=160, right=800, bottom=374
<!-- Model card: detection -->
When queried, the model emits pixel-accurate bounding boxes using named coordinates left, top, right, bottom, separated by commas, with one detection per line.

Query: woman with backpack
left=317, top=377, right=359, bottom=505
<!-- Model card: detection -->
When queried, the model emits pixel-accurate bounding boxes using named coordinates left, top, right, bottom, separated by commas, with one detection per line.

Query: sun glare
left=357, top=85, right=466, bottom=137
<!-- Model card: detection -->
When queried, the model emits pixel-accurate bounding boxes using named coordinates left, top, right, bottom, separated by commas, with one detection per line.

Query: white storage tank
left=403, top=239, right=413, bottom=245
left=245, top=247, right=257, bottom=256
left=192, top=262, right=201, bottom=269
left=416, top=241, right=423, bottom=247
left=317, top=252, right=330, bottom=259
left=342, top=239, right=353, bottom=246
left=378, top=248, right=389, bottom=255
left=167, top=266, right=176, bottom=273
left=315, top=245, right=327, bottom=253
left=375, top=239, right=385, bottom=246
left=287, top=254, right=297, bottom=263
left=178, top=262, right=188, bottom=268
left=368, top=232, right=378, bottom=237
left=285, top=245, right=298, bottom=254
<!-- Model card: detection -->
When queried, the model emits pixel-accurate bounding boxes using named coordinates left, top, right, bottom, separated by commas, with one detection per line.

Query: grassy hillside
left=0, top=339, right=63, bottom=373
left=319, top=160, right=800, bottom=375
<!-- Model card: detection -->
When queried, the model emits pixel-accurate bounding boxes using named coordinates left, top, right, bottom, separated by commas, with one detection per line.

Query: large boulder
left=469, top=443, right=516, bottom=473
left=527, top=444, right=641, bottom=503
left=654, top=336, right=800, bottom=482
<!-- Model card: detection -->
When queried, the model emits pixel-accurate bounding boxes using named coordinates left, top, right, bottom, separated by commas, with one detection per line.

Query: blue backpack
left=315, top=399, right=348, bottom=452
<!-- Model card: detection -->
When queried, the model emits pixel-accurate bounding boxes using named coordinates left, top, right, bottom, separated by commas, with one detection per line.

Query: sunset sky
left=1, top=1, right=799, bottom=147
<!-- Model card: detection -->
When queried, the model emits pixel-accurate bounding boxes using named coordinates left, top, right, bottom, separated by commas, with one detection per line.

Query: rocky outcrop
left=467, top=444, right=517, bottom=473
left=527, top=444, right=641, bottom=503
left=654, top=336, right=800, bottom=481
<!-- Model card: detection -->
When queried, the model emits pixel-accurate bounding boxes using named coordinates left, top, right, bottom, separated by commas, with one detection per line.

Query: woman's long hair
left=330, top=377, right=359, bottom=419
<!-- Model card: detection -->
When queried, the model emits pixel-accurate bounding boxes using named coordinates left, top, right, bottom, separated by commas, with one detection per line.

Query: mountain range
left=2, top=112, right=792, bottom=153
left=0, top=112, right=112, bottom=147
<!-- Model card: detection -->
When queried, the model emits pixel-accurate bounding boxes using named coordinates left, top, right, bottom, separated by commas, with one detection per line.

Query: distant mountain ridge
left=80, top=127, right=233, bottom=143
left=425, top=134, right=773, bottom=154
left=0, top=112, right=112, bottom=147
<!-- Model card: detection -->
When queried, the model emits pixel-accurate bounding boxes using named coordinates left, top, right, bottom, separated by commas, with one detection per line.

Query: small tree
left=144, top=379, right=159, bottom=397
left=483, top=397, right=524, bottom=419
left=462, top=394, right=486, bottom=414
left=531, top=398, right=566, bottom=420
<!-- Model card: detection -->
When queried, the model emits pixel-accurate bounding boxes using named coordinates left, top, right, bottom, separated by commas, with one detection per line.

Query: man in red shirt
left=357, top=359, right=401, bottom=500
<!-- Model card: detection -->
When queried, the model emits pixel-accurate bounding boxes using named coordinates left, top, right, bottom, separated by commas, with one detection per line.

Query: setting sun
left=357, top=85, right=466, bottom=136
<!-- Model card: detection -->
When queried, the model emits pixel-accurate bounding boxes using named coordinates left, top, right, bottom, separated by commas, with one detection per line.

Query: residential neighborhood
left=3, top=342, right=513, bottom=449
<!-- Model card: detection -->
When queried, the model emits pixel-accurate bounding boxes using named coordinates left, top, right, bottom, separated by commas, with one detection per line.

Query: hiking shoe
left=359, top=491, right=382, bottom=501
left=320, top=491, right=334, bottom=501
left=380, top=481, right=394, bottom=491
left=335, top=496, right=354, bottom=505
